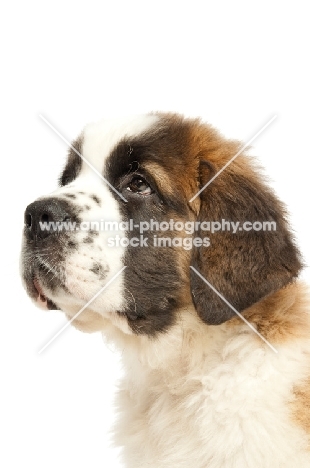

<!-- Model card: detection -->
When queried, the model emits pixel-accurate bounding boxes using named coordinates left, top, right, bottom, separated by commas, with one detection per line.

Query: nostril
left=25, top=213, right=32, bottom=228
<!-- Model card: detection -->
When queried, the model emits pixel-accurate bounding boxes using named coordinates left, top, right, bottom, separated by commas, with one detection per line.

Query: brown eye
left=127, top=177, right=152, bottom=195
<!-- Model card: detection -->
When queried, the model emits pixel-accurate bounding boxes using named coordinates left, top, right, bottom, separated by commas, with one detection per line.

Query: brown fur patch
left=233, top=282, right=310, bottom=344
left=142, top=162, right=174, bottom=195
left=291, top=377, right=310, bottom=442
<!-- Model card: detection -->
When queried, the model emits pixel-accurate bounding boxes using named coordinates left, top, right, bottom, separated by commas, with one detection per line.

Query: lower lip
left=33, top=278, right=48, bottom=305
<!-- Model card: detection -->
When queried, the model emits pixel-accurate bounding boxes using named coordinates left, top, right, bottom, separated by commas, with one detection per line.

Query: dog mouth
left=33, top=277, right=47, bottom=302
left=32, top=276, right=59, bottom=310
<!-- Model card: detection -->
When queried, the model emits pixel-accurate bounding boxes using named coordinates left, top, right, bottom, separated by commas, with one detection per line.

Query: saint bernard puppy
left=21, top=113, right=310, bottom=467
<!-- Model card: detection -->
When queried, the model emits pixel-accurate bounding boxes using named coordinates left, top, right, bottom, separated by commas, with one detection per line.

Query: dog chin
left=42, top=286, right=132, bottom=335
left=64, top=306, right=109, bottom=333
left=62, top=303, right=131, bottom=335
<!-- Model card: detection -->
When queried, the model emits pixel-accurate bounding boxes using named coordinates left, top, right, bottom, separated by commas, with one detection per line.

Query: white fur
left=102, top=305, right=310, bottom=468
left=81, top=114, right=159, bottom=174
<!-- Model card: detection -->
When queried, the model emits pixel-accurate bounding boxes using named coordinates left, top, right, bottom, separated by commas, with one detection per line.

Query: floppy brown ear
left=190, top=156, right=303, bottom=325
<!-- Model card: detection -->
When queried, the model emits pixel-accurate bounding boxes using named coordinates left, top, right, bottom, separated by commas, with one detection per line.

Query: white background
left=1, top=1, right=309, bottom=467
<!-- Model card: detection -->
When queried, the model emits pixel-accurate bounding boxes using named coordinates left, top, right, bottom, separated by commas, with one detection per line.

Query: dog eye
left=126, top=176, right=152, bottom=195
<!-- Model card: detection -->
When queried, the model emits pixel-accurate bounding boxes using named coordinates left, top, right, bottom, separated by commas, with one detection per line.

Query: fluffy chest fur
left=112, top=306, right=310, bottom=468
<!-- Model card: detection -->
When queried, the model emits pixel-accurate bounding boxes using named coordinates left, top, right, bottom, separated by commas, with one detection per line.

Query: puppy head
left=21, top=113, right=302, bottom=336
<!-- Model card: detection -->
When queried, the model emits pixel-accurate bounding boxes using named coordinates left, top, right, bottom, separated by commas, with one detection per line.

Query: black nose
left=24, top=198, right=74, bottom=240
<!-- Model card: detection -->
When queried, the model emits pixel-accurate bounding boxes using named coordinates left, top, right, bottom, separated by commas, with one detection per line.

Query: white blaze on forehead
left=81, top=114, right=159, bottom=174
